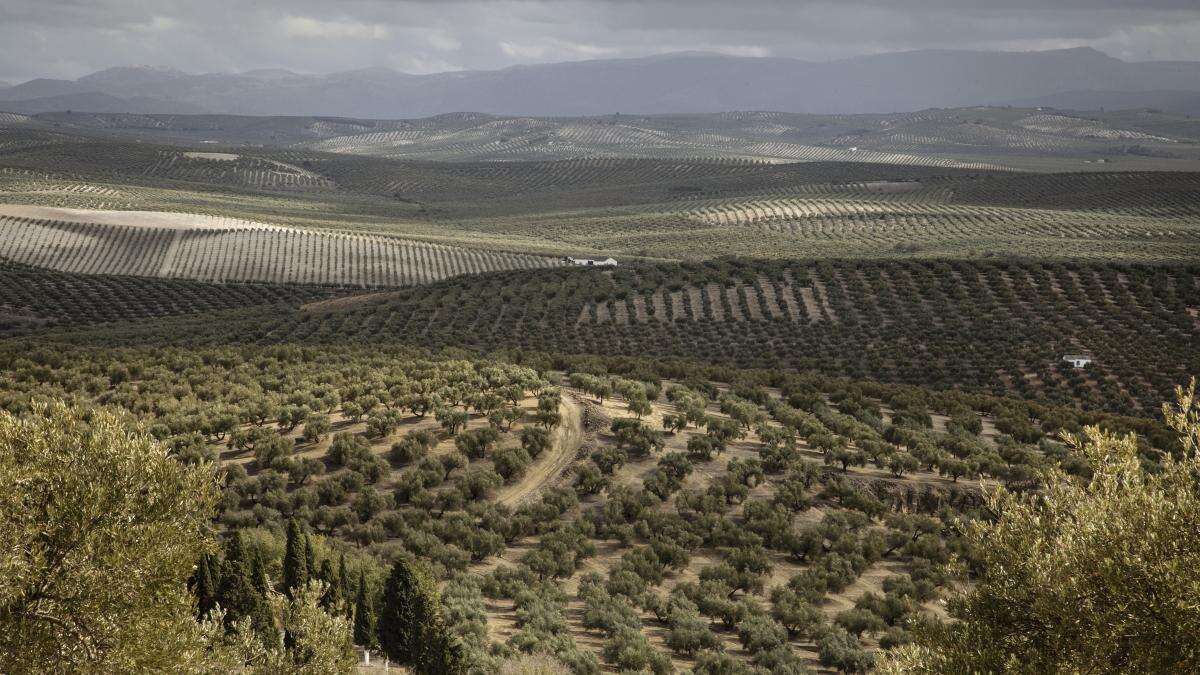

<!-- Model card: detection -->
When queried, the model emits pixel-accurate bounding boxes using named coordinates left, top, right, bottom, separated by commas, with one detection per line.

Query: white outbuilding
left=564, top=256, right=618, bottom=267
left=1062, top=354, right=1093, bottom=368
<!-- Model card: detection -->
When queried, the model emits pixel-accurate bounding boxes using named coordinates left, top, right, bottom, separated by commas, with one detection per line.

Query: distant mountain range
left=3, top=48, right=1200, bottom=118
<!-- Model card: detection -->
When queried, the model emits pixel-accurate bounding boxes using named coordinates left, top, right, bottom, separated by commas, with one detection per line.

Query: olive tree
left=880, top=382, right=1200, bottom=674
left=0, top=401, right=220, bottom=672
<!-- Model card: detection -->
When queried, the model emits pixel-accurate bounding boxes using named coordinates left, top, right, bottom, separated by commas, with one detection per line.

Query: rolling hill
left=1, top=119, right=1198, bottom=267
left=12, top=107, right=1200, bottom=172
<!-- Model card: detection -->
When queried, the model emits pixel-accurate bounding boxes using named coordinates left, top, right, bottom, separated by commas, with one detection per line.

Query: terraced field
left=0, top=207, right=559, bottom=286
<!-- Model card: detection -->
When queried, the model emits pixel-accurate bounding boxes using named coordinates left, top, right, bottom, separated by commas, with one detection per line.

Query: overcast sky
left=2, top=1, right=1200, bottom=84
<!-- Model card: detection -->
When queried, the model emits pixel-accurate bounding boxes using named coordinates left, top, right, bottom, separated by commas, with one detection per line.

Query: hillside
left=4, top=3, right=1200, bottom=673
left=0, top=342, right=1175, bottom=672
left=0, top=261, right=333, bottom=334
left=18, top=107, right=1200, bottom=172
left=0, top=206, right=560, bottom=287
left=34, top=259, right=1196, bottom=420
left=1, top=121, right=1198, bottom=270
left=267, top=259, right=1199, bottom=416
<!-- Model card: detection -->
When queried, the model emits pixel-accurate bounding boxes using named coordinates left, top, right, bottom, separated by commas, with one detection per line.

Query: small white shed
left=564, top=256, right=618, bottom=267
left=1062, top=354, right=1093, bottom=368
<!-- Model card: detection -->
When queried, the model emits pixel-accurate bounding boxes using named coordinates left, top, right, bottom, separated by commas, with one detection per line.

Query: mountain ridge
left=4, top=48, right=1200, bottom=117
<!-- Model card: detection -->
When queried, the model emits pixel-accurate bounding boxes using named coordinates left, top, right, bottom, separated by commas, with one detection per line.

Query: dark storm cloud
left=1, top=0, right=1198, bottom=83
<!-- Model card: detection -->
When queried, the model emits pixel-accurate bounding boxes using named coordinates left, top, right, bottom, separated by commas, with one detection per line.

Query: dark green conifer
left=304, top=535, right=317, bottom=584
left=377, top=558, right=456, bottom=671
left=190, top=552, right=219, bottom=619
left=353, top=569, right=377, bottom=648
left=282, top=519, right=308, bottom=598
left=215, top=533, right=257, bottom=625
left=249, top=549, right=281, bottom=647
left=339, top=553, right=353, bottom=619
left=319, top=558, right=342, bottom=611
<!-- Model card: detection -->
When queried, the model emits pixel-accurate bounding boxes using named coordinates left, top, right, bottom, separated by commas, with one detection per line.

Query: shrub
left=817, top=625, right=874, bottom=673
left=836, top=607, right=887, bottom=638
left=301, top=413, right=331, bottom=444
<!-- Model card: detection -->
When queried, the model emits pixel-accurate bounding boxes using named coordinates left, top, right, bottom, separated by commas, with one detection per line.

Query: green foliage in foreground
left=880, top=379, right=1200, bottom=673
left=0, top=401, right=220, bottom=672
left=200, top=580, right=357, bottom=674
left=0, top=401, right=360, bottom=673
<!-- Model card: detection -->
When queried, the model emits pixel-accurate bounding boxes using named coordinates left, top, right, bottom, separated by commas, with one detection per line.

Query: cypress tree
left=216, top=533, right=258, bottom=626
left=191, top=552, right=219, bottom=619
left=249, top=550, right=281, bottom=648
left=282, top=519, right=308, bottom=598
left=338, top=554, right=353, bottom=619
left=377, top=558, right=451, bottom=671
left=216, top=534, right=280, bottom=647
left=353, top=569, right=377, bottom=648
left=304, top=535, right=317, bottom=584
left=319, top=558, right=342, bottom=612
left=426, top=630, right=467, bottom=675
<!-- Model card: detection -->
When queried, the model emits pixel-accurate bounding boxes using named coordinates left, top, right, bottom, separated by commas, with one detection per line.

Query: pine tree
left=353, top=569, right=377, bottom=649
left=282, top=519, right=308, bottom=599
left=377, top=558, right=455, bottom=671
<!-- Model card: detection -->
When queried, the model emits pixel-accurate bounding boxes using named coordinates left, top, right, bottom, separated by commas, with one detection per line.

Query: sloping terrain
left=0, top=261, right=333, bottom=334
left=0, top=341, right=1173, bottom=672
left=271, top=259, right=1200, bottom=416
left=2, top=122, right=1198, bottom=265
left=0, top=207, right=558, bottom=286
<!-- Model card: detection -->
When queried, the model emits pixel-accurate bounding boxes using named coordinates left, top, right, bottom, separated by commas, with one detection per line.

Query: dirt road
left=496, top=396, right=583, bottom=507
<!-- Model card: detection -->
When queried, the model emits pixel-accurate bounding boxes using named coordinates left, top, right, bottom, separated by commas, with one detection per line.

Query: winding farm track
left=496, top=396, right=583, bottom=507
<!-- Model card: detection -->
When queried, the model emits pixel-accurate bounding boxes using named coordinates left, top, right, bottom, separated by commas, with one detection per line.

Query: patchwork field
left=0, top=109, right=1195, bottom=418
left=3, top=113, right=1199, bottom=266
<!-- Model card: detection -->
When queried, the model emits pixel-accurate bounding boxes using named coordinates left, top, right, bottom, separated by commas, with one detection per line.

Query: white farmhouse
left=563, top=256, right=618, bottom=267
left=1062, top=354, right=1093, bottom=368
